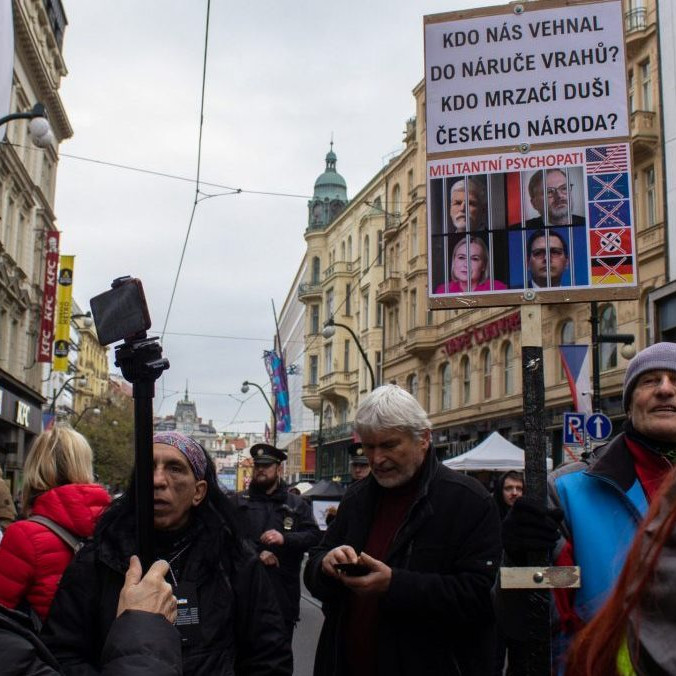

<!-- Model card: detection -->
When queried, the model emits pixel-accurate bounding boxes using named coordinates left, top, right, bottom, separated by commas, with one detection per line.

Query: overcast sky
left=55, top=0, right=492, bottom=435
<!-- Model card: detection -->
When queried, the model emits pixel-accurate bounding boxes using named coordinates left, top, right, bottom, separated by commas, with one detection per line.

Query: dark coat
left=41, top=504, right=292, bottom=676
left=0, top=605, right=181, bottom=676
left=304, top=448, right=502, bottom=676
left=232, top=481, right=320, bottom=626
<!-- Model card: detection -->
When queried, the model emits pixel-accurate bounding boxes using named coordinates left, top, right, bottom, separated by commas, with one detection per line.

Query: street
left=292, top=589, right=323, bottom=675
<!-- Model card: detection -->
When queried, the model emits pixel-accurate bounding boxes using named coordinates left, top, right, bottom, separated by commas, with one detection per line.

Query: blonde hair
left=22, top=426, right=94, bottom=515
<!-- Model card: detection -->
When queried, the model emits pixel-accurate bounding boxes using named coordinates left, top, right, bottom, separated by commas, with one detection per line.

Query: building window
left=482, top=349, right=492, bottom=400
left=345, top=284, right=351, bottom=316
left=377, top=230, right=383, bottom=265
left=324, top=343, right=333, bottom=375
left=362, top=291, right=369, bottom=330
left=310, top=305, right=320, bottom=334
left=408, top=373, right=419, bottom=399
left=600, top=304, right=618, bottom=371
left=426, top=310, right=434, bottom=326
left=347, top=236, right=352, bottom=261
left=424, top=376, right=431, bottom=411
left=503, top=342, right=515, bottom=395
left=461, top=356, right=471, bottom=404
left=628, top=68, right=635, bottom=114
left=311, top=256, right=321, bottom=284
left=392, top=184, right=402, bottom=215
left=375, top=351, right=382, bottom=387
left=640, top=59, right=652, bottom=110
left=559, top=320, right=575, bottom=379
left=409, top=289, right=417, bottom=329
left=309, top=355, right=318, bottom=385
left=344, top=340, right=350, bottom=372
left=340, top=241, right=346, bottom=261
left=643, top=288, right=654, bottom=347
left=326, top=288, right=334, bottom=319
left=645, top=166, right=656, bottom=227
left=407, top=168, right=414, bottom=194
left=410, top=218, right=418, bottom=257
left=376, top=302, right=383, bottom=327
left=441, top=363, right=452, bottom=410
left=364, top=236, right=370, bottom=266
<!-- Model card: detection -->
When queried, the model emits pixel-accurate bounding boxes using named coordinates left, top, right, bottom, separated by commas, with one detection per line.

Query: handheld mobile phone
left=334, top=562, right=371, bottom=577
left=90, top=277, right=152, bottom=346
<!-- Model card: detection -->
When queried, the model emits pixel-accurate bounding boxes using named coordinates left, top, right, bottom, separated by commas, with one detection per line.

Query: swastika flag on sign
left=589, top=229, right=633, bottom=258
left=585, top=145, right=629, bottom=174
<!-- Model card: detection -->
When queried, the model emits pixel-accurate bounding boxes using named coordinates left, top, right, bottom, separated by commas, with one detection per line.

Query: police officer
left=233, top=443, right=321, bottom=639
left=348, top=441, right=371, bottom=482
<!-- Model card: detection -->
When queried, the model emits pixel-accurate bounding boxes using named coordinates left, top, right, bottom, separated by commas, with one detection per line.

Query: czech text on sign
left=424, top=0, right=628, bottom=154
left=53, top=255, right=74, bottom=372
left=427, top=144, right=636, bottom=297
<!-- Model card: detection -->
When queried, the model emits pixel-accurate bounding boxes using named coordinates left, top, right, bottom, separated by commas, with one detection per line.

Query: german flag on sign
left=591, top=256, right=635, bottom=285
left=589, top=229, right=633, bottom=258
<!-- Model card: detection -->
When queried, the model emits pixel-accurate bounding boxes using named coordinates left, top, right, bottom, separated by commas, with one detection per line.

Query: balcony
left=297, top=281, right=323, bottom=302
left=318, top=370, right=355, bottom=403
left=323, top=261, right=354, bottom=283
left=301, top=383, right=321, bottom=411
left=625, top=7, right=647, bottom=34
left=383, top=215, right=401, bottom=242
left=630, top=110, right=658, bottom=158
left=376, top=273, right=402, bottom=305
left=405, top=325, right=439, bottom=358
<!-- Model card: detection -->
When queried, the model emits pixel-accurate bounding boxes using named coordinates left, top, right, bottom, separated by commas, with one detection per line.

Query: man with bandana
left=233, top=443, right=321, bottom=641
left=498, top=342, right=676, bottom=665
left=42, top=432, right=292, bottom=675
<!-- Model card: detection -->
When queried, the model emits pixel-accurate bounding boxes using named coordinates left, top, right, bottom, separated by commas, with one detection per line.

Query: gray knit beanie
left=623, top=342, right=676, bottom=411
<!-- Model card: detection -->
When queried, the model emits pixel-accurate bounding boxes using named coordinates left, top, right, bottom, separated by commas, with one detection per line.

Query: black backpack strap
left=27, top=515, right=83, bottom=552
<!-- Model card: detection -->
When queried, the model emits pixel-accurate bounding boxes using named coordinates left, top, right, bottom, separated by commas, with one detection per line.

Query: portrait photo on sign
left=427, top=144, right=636, bottom=299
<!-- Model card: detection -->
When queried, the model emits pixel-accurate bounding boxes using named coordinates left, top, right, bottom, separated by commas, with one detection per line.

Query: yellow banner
left=53, top=255, right=74, bottom=372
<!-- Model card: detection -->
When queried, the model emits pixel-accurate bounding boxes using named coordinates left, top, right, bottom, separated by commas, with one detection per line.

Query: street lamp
left=50, top=374, right=87, bottom=414
left=241, top=380, right=277, bottom=445
left=71, top=311, right=94, bottom=328
left=590, top=301, right=636, bottom=412
left=0, top=102, right=54, bottom=147
left=322, top=317, right=376, bottom=391
left=72, top=406, right=101, bottom=429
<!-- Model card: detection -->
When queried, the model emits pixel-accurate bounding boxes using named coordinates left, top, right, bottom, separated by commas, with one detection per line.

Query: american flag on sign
left=585, top=145, right=629, bottom=174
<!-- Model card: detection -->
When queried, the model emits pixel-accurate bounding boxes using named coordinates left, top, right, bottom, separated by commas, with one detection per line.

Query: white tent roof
left=442, top=432, right=553, bottom=472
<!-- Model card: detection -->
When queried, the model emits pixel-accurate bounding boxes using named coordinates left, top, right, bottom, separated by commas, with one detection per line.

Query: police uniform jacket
left=304, top=447, right=501, bottom=676
left=233, top=481, right=320, bottom=625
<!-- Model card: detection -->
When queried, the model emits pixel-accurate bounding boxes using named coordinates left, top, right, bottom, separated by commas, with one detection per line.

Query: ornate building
left=0, top=0, right=71, bottom=494
left=296, top=0, right=665, bottom=478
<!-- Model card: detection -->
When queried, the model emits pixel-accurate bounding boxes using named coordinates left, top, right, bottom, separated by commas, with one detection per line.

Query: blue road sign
left=586, top=413, right=612, bottom=441
left=563, top=413, right=586, bottom=446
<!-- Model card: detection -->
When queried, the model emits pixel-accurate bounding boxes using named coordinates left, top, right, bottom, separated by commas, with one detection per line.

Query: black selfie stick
left=115, top=334, right=169, bottom=571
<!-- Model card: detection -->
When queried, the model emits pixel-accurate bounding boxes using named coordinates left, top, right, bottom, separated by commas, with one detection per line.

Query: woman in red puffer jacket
left=0, top=426, right=110, bottom=621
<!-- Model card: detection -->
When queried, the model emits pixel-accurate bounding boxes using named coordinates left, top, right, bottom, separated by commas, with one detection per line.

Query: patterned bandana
left=153, top=431, right=207, bottom=480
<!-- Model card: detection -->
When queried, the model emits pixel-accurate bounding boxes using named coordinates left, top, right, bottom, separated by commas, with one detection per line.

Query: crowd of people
left=0, top=342, right=675, bottom=675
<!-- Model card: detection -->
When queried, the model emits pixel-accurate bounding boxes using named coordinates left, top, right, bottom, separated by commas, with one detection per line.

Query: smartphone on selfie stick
left=90, top=277, right=169, bottom=571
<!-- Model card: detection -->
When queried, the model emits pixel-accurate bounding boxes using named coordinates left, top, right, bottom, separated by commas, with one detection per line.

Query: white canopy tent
left=442, top=432, right=553, bottom=472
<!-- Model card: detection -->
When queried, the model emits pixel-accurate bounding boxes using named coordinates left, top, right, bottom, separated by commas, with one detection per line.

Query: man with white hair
left=304, top=385, right=501, bottom=676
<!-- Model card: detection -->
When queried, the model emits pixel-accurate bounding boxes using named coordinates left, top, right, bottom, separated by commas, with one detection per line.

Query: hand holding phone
left=334, top=562, right=371, bottom=577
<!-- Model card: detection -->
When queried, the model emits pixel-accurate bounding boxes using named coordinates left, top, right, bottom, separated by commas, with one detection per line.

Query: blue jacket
left=550, top=433, right=648, bottom=624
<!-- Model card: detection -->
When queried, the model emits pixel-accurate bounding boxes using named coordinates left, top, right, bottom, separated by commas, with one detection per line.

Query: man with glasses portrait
left=526, top=229, right=570, bottom=288
left=526, top=168, right=585, bottom=228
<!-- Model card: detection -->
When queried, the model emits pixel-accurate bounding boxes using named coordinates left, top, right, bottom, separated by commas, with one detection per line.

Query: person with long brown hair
left=566, top=465, right=676, bottom=675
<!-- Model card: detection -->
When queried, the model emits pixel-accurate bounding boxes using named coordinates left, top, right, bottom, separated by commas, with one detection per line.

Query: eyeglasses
left=546, top=184, right=572, bottom=198
left=531, top=247, right=566, bottom=259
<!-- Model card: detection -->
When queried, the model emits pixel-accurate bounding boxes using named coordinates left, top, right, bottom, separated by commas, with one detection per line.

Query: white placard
left=425, top=0, right=629, bottom=154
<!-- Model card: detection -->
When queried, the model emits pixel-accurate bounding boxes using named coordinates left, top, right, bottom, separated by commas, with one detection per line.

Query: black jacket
left=41, top=504, right=292, bottom=676
left=232, top=481, right=320, bottom=626
left=304, top=449, right=501, bottom=676
left=0, top=605, right=181, bottom=676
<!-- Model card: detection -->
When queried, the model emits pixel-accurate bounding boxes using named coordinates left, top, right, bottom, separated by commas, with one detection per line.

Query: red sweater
left=0, top=483, right=110, bottom=620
